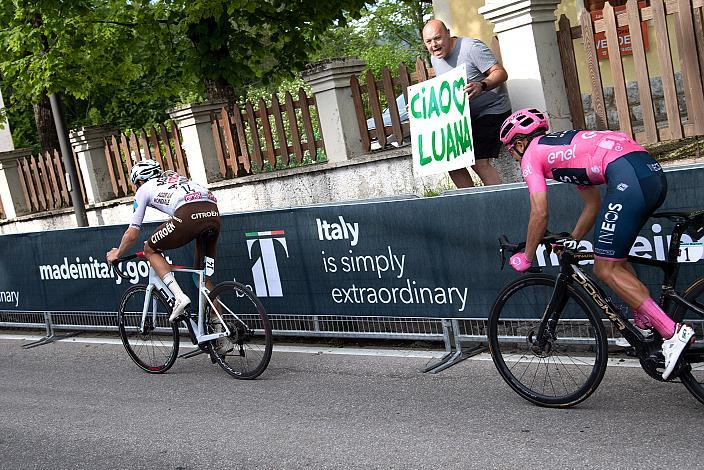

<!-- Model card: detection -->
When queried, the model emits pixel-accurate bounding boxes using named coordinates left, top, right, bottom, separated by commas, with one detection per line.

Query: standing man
left=422, top=19, right=511, bottom=188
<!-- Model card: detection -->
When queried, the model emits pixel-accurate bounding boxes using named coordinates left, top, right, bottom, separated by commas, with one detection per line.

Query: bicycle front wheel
left=117, top=284, right=179, bottom=373
left=671, top=276, right=704, bottom=405
left=206, top=281, right=272, bottom=379
left=488, top=274, right=608, bottom=408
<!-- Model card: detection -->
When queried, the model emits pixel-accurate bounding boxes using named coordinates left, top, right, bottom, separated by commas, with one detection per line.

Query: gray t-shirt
left=431, top=37, right=511, bottom=119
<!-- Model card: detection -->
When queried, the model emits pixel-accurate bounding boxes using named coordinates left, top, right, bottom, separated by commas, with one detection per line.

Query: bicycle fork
left=531, top=272, right=571, bottom=355
left=136, top=284, right=162, bottom=335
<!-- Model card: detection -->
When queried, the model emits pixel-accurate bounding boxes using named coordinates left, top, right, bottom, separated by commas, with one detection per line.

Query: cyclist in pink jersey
left=499, top=108, right=694, bottom=380
left=106, top=160, right=220, bottom=322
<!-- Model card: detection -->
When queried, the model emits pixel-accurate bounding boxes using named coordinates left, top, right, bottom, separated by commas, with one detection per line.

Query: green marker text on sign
left=409, top=64, right=475, bottom=177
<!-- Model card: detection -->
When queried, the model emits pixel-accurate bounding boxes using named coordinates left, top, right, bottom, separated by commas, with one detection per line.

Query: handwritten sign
left=409, top=64, right=474, bottom=177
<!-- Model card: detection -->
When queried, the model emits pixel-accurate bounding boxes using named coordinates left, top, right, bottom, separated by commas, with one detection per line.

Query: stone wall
left=582, top=72, right=688, bottom=131
left=0, top=146, right=522, bottom=235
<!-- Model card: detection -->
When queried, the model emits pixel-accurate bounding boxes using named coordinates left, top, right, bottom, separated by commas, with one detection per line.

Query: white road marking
left=0, top=333, right=646, bottom=366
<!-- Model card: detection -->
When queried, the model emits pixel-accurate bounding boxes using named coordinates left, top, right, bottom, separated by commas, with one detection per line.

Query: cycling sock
left=637, top=298, right=676, bottom=339
left=631, top=308, right=652, bottom=329
left=163, top=272, right=186, bottom=299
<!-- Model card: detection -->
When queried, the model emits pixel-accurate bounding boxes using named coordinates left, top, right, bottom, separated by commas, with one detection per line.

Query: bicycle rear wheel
left=206, top=281, right=272, bottom=379
left=488, top=273, right=608, bottom=408
left=671, top=276, right=704, bottom=404
left=117, top=284, right=179, bottom=373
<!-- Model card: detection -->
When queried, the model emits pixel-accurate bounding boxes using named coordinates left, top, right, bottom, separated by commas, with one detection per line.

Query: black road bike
left=488, top=210, right=704, bottom=407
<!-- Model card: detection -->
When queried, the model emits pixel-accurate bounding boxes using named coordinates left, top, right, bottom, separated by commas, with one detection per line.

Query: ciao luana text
left=410, top=76, right=473, bottom=166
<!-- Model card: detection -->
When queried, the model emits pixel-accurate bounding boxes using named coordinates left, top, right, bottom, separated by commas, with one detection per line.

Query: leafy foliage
left=241, top=0, right=431, bottom=103
left=312, top=0, right=431, bottom=77
left=149, top=0, right=371, bottom=92
left=0, top=0, right=429, bottom=149
left=0, top=0, right=372, bottom=147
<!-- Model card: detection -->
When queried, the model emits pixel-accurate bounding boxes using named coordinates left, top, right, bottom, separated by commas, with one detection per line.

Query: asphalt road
left=1, top=334, right=702, bottom=470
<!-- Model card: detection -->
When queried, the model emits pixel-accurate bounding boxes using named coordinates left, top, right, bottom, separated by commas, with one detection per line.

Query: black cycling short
left=147, top=201, right=220, bottom=267
left=593, top=151, right=667, bottom=260
left=472, top=110, right=512, bottom=159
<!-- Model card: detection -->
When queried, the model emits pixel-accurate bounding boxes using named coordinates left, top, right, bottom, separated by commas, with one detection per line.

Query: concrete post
left=0, top=148, right=32, bottom=218
left=69, top=124, right=118, bottom=204
left=479, top=0, right=573, bottom=130
left=0, top=90, right=14, bottom=153
left=301, top=58, right=367, bottom=162
left=168, top=101, right=227, bottom=185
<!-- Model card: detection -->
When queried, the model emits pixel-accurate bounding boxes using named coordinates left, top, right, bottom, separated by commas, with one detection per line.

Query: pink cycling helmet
left=499, top=108, right=550, bottom=146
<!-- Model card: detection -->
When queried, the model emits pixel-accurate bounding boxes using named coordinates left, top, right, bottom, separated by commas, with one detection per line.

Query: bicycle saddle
left=198, top=228, right=217, bottom=240
left=652, top=209, right=704, bottom=238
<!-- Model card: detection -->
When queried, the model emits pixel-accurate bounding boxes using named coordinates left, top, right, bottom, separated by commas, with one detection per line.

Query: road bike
left=112, top=250, right=272, bottom=379
left=487, top=209, right=704, bottom=407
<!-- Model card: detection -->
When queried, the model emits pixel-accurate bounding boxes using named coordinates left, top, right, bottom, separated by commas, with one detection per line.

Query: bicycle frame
left=536, top=217, right=704, bottom=352
left=540, top=254, right=652, bottom=350
left=122, top=254, right=232, bottom=345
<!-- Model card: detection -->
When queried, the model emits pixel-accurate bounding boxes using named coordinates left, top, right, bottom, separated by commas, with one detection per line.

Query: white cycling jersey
left=129, top=172, right=216, bottom=230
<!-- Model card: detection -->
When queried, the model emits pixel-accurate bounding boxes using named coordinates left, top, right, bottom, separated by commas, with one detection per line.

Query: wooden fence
left=103, top=122, right=188, bottom=198
left=557, top=0, right=704, bottom=143
left=17, top=150, right=87, bottom=214
left=350, top=58, right=435, bottom=153
left=209, top=89, right=325, bottom=179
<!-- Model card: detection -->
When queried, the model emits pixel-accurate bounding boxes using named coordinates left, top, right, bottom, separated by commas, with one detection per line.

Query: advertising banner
left=1, top=166, right=702, bottom=318
left=409, top=63, right=474, bottom=177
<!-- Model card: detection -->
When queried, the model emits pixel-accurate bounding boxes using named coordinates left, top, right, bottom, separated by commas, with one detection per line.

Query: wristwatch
left=480, top=81, right=488, bottom=91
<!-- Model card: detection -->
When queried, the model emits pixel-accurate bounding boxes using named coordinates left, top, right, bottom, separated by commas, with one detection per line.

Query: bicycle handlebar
left=498, top=231, right=574, bottom=272
left=111, top=252, right=146, bottom=280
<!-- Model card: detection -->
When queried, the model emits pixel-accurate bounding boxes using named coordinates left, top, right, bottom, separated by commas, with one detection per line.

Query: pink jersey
left=521, top=130, right=646, bottom=193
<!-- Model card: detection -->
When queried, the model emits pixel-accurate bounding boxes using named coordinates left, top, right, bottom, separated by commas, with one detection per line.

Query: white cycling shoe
left=168, top=294, right=191, bottom=323
left=662, top=324, right=695, bottom=380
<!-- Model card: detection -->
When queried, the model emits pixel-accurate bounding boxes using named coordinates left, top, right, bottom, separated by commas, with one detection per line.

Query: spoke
left=552, top=355, right=572, bottom=396
left=530, top=356, right=541, bottom=391
left=543, top=357, right=555, bottom=396
left=553, top=353, right=580, bottom=395
left=554, top=353, right=581, bottom=389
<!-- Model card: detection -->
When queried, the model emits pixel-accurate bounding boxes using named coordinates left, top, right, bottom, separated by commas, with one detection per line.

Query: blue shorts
left=593, top=152, right=667, bottom=260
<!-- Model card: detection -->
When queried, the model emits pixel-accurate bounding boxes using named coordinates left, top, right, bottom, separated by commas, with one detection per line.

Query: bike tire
left=488, top=273, right=608, bottom=408
left=206, top=281, right=272, bottom=379
left=670, top=276, right=704, bottom=405
left=117, top=284, right=180, bottom=373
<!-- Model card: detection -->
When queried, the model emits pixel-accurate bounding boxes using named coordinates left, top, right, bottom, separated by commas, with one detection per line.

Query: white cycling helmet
left=130, top=159, right=161, bottom=185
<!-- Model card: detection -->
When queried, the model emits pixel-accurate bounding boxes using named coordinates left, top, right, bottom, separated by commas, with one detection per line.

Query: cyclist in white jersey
left=106, top=160, right=220, bottom=322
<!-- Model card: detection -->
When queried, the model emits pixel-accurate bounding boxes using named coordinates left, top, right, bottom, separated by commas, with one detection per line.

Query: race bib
left=552, top=168, right=593, bottom=186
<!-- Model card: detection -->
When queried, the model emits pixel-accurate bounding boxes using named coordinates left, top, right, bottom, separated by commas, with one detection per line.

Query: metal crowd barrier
left=0, top=310, right=475, bottom=371
left=3, top=311, right=701, bottom=371
left=0, top=310, right=449, bottom=340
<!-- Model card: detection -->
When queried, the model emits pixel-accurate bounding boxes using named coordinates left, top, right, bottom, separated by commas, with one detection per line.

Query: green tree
left=237, top=0, right=432, bottom=119
left=0, top=1, right=192, bottom=150
left=0, top=0, right=373, bottom=148
left=311, top=0, right=432, bottom=77
left=141, top=0, right=372, bottom=103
